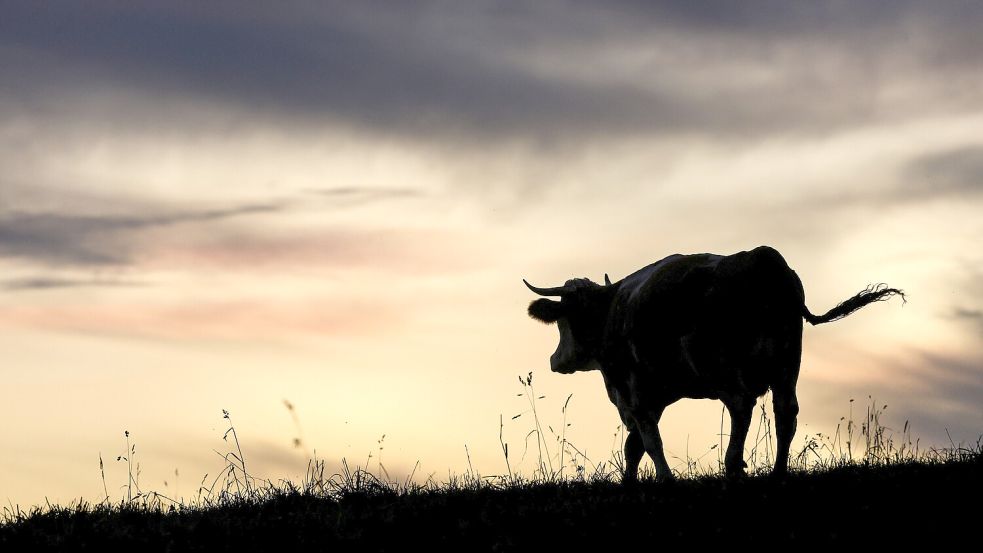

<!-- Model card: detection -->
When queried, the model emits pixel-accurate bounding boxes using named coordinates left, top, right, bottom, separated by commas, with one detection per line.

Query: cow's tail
left=803, top=283, right=906, bottom=325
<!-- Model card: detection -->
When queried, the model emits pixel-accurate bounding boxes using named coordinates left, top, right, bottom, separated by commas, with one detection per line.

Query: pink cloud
left=141, top=227, right=490, bottom=276
left=2, top=297, right=404, bottom=341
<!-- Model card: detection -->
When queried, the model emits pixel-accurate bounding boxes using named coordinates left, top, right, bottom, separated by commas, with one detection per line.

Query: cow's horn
left=604, top=273, right=612, bottom=286
left=523, top=279, right=572, bottom=296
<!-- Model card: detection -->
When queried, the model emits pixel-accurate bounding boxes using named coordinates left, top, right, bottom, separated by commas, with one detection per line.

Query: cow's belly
left=600, top=335, right=788, bottom=420
left=600, top=363, right=717, bottom=429
left=680, top=328, right=796, bottom=397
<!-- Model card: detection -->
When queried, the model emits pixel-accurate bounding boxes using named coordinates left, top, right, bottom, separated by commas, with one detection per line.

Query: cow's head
left=524, top=275, right=617, bottom=374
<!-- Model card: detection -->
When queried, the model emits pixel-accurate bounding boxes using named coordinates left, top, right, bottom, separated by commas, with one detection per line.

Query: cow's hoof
left=769, top=468, right=789, bottom=481
left=654, top=473, right=676, bottom=483
left=725, top=459, right=748, bottom=478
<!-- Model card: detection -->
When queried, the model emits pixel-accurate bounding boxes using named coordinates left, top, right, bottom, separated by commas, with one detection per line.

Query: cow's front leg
left=722, top=394, right=754, bottom=477
left=622, top=429, right=644, bottom=486
left=636, top=409, right=673, bottom=482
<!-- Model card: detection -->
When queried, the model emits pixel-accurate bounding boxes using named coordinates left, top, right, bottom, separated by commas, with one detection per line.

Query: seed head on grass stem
left=221, top=409, right=254, bottom=496
left=514, top=372, right=554, bottom=478
left=98, top=453, right=109, bottom=504
left=115, top=430, right=141, bottom=503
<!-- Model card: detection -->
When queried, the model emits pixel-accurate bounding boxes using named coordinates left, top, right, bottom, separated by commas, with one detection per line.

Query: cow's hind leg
left=772, top=386, right=799, bottom=475
left=722, top=395, right=753, bottom=477
left=622, top=429, right=644, bottom=486
left=772, top=330, right=802, bottom=476
left=635, top=408, right=673, bottom=482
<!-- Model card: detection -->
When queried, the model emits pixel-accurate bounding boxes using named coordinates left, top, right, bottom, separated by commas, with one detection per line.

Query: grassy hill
left=2, top=450, right=979, bottom=551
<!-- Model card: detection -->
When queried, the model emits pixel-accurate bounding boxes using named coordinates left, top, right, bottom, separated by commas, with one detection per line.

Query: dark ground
left=2, top=455, right=980, bottom=551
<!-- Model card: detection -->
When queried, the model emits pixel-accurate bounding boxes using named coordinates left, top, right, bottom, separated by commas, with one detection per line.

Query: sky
left=1, top=1, right=982, bottom=507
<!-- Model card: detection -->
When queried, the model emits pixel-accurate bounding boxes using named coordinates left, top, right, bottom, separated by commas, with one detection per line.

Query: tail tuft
left=804, top=283, right=906, bottom=325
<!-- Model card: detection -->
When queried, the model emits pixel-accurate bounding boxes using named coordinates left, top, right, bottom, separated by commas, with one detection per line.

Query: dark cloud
left=953, top=308, right=983, bottom=319
left=904, top=147, right=983, bottom=197
left=606, top=0, right=981, bottom=37
left=900, top=351, right=983, bottom=442
left=2, top=276, right=142, bottom=291
left=841, top=349, right=983, bottom=445
left=772, top=144, right=983, bottom=211
left=2, top=2, right=662, bottom=138
left=3, top=1, right=982, bottom=143
left=0, top=204, right=282, bottom=266
left=952, top=307, right=983, bottom=335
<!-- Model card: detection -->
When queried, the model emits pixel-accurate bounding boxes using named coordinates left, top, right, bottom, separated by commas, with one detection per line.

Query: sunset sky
left=2, top=1, right=982, bottom=507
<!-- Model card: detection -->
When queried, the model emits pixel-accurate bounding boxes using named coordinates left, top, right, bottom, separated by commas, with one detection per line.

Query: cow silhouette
left=524, top=246, right=904, bottom=482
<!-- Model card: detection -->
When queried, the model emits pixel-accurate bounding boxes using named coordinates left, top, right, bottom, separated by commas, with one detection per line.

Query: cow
left=523, top=245, right=904, bottom=483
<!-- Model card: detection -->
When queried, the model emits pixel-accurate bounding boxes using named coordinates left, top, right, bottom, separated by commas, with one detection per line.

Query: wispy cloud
left=898, top=351, right=983, bottom=440
left=953, top=308, right=983, bottom=318
left=837, top=348, right=983, bottom=444
left=305, top=186, right=424, bottom=208
left=308, top=186, right=422, bottom=199
left=3, top=297, right=405, bottom=341
left=143, top=227, right=490, bottom=276
left=0, top=203, right=282, bottom=267
left=904, top=146, right=983, bottom=197
left=951, top=307, right=983, bottom=335
left=1, top=276, right=143, bottom=291
left=767, top=141, right=983, bottom=212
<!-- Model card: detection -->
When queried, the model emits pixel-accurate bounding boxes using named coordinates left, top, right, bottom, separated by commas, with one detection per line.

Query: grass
left=1, top=378, right=980, bottom=550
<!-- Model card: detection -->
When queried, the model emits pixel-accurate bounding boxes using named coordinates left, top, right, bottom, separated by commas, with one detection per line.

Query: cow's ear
left=528, top=298, right=564, bottom=324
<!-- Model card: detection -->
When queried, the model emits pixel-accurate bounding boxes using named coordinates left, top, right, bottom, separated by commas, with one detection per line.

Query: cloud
left=844, top=349, right=983, bottom=443
left=951, top=307, right=983, bottom=335
left=0, top=204, right=282, bottom=267
left=904, top=147, right=983, bottom=197
left=901, top=351, right=983, bottom=441
left=305, top=187, right=424, bottom=208
left=953, top=308, right=983, bottom=319
left=0, top=185, right=482, bottom=290
left=144, top=227, right=489, bottom=275
left=1, top=276, right=143, bottom=291
left=768, top=141, right=983, bottom=213
left=3, top=2, right=982, bottom=144
left=3, top=297, right=406, bottom=341
left=601, top=1, right=983, bottom=44
left=309, top=186, right=421, bottom=198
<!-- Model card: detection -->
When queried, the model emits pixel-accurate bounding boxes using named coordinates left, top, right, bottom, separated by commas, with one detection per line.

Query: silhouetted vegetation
left=2, top=451, right=979, bottom=550
left=2, top=394, right=979, bottom=550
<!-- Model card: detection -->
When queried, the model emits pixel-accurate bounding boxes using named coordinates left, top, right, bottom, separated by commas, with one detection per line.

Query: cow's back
left=613, top=251, right=726, bottom=339
left=604, top=246, right=805, bottom=399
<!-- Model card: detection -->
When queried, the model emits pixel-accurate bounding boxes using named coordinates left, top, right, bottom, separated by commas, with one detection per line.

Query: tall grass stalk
left=3, top=381, right=978, bottom=524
